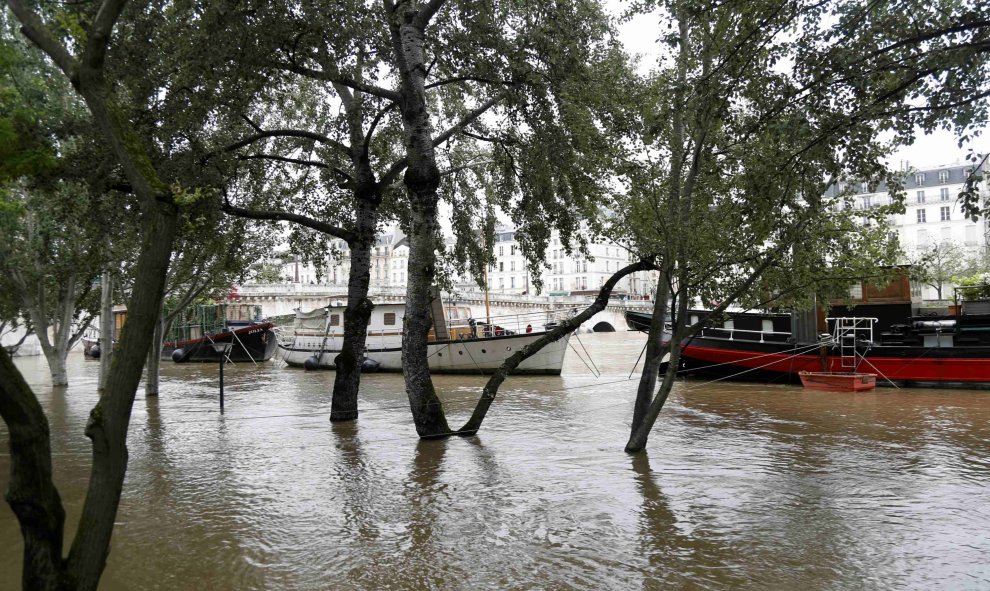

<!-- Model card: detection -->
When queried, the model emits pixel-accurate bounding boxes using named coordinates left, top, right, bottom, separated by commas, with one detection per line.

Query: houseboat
left=279, top=297, right=573, bottom=375
left=624, top=275, right=990, bottom=389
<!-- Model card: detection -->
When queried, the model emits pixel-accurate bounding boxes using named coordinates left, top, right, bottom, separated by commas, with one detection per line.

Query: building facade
left=829, top=160, right=990, bottom=300
left=484, top=227, right=657, bottom=298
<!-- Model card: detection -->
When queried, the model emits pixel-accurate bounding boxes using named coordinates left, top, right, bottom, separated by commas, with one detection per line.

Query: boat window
left=384, top=312, right=396, bottom=326
left=762, top=319, right=773, bottom=333
left=723, top=320, right=734, bottom=330
left=330, top=314, right=340, bottom=327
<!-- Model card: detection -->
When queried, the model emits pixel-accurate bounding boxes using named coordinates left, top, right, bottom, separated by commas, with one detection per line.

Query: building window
left=966, top=225, right=978, bottom=245
left=917, top=229, right=928, bottom=245
left=863, top=196, right=872, bottom=208
left=510, top=261, right=515, bottom=272
left=499, top=277, right=504, bottom=289
left=917, top=209, right=926, bottom=223
left=499, top=262, right=504, bottom=272
left=330, top=314, right=340, bottom=326
left=582, top=261, right=587, bottom=272
left=941, top=206, right=951, bottom=221
left=511, top=276, right=516, bottom=288
left=941, top=187, right=950, bottom=201
left=915, top=172, right=926, bottom=185
left=916, top=191, right=925, bottom=204
left=939, top=170, right=949, bottom=183
left=499, top=246, right=503, bottom=256
left=511, top=245, right=517, bottom=255
left=383, top=313, right=396, bottom=326
left=861, top=182, right=869, bottom=193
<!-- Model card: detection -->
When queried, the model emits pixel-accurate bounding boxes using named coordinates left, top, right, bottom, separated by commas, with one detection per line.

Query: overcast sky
left=611, top=3, right=987, bottom=171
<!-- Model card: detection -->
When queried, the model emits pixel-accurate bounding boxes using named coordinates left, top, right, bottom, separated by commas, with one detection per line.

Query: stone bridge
left=236, top=284, right=654, bottom=333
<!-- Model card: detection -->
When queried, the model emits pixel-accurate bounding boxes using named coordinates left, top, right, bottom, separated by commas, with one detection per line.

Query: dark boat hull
left=163, top=323, right=278, bottom=363
left=679, top=335, right=990, bottom=389
left=625, top=310, right=654, bottom=331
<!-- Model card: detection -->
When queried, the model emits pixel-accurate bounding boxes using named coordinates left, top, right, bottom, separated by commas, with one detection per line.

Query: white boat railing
left=700, top=326, right=792, bottom=343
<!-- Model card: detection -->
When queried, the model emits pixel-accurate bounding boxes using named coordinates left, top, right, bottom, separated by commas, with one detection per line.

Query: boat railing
left=447, top=309, right=574, bottom=339
left=700, top=326, right=792, bottom=343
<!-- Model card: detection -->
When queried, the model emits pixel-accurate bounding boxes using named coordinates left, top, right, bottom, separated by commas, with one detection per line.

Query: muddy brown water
left=2, top=332, right=989, bottom=590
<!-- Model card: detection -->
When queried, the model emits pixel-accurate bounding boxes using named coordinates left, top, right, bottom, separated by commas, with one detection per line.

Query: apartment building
left=485, top=227, right=657, bottom=298
left=827, top=159, right=989, bottom=299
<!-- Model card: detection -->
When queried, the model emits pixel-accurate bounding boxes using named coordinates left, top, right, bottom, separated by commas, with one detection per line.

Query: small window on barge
left=384, top=312, right=397, bottom=326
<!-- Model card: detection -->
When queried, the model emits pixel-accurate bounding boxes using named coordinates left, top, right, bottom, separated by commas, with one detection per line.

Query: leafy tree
left=618, top=0, right=990, bottom=453
left=907, top=240, right=967, bottom=300
left=212, top=0, right=624, bottom=431
left=0, top=183, right=104, bottom=384
left=0, top=17, right=123, bottom=385
left=0, top=0, right=264, bottom=587
left=376, top=0, right=626, bottom=437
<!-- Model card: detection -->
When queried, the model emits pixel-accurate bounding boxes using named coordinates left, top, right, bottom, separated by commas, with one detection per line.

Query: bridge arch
left=592, top=321, right=616, bottom=333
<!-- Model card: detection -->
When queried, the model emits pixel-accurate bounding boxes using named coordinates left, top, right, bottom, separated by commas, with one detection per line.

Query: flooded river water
left=2, top=332, right=989, bottom=590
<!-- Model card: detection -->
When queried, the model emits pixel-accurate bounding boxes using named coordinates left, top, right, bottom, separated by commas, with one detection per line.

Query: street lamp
left=212, top=342, right=233, bottom=413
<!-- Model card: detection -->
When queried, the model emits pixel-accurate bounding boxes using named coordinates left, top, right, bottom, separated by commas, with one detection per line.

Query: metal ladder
left=828, top=317, right=877, bottom=370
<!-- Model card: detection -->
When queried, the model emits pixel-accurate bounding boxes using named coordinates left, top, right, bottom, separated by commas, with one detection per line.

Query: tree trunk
left=390, top=7, right=451, bottom=437
left=98, top=270, right=114, bottom=392
left=63, top=201, right=178, bottom=591
left=45, top=348, right=69, bottom=388
left=144, top=318, right=165, bottom=397
left=628, top=273, right=672, bottom=440
left=402, top=196, right=452, bottom=437
left=0, top=348, right=72, bottom=590
left=330, top=199, right=375, bottom=421
left=626, top=283, right=688, bottom=453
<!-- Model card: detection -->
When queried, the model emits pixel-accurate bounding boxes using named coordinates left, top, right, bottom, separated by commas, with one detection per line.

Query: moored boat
left=164, top=304, right=278, bottom=363
left=799, top=371, right=877, bottom=392
left=624, top=280, right=990, bottom=389
left=279, top=299, right=573, bottom=375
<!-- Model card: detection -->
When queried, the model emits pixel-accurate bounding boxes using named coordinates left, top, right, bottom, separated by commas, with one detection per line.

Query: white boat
left=278, top=299, right=573, bottom=375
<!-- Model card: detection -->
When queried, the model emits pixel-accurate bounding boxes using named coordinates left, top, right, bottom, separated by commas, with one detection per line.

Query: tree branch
left=5, top=0, right=77, bottom=76
left=81, top=0, right=127, bottom=72
left=221, top=198, right=357, bottom=244
left=219, top=129, right=349, bottom=156
left=415, top=0, right=447, bottom=28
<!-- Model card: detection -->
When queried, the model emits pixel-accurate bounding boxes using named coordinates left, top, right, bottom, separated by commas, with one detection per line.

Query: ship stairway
left=827, top=317, right=877, bottom=370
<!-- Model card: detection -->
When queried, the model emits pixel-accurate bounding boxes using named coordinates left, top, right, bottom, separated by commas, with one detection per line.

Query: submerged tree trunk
left=144, top=318, right=166, bottom=397
left=401, top=195, right=452, bottom=437
left=330, top=199, right=375, bottom=421
left=98, top=270, right=114, bottom=392
left=626, top=278, right=687, bottom=453
left=0, top=348, right=72, bottom=590
left=390, top=5, right=451, bottom=437
left=64, top=203, right=178, bottom=590
left=628, top=271, right=671, bottom=440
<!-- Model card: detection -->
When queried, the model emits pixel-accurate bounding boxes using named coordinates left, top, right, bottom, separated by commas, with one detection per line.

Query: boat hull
left=164, top=323, right=278, bottom=363
left=279, top=331, right=570, bottom=375
left=679, top=335, right=990, bottom=388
